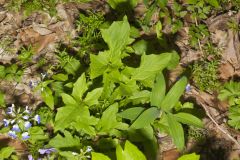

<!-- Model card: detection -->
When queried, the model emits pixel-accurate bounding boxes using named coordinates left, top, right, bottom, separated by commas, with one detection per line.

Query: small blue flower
left=24, top=121, right=32, bottom=130
left=34, top=115, right=40, bottom=124
left=6, top=104, right=15, bottom=115
left=23, top=115, right=29, bottom=120
left=39, top=148, right=56, bottom=155
left=3, top=119, right=10, bottom=127
left=29, top=80, right=38, bottom=89
left=12, top=124, right=21, bottom=132
left=86, top=146, right=92, bottom=152
left=28, top=155, right=34, bottom=160
left=8, top=131, right=17, bottom=139
left=185, top=84, right=191, bottom=92
left=22, top=132, right=30, bottom=140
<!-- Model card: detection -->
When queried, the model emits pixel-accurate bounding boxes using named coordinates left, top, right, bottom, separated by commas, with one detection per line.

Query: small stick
left=199, top=101, right=240, bottom=149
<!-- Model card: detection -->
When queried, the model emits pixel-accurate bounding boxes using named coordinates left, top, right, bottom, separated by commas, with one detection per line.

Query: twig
left=199, top=101, right=240, bottom=149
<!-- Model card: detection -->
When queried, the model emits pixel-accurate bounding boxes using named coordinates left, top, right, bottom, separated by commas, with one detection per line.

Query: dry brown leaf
left=32, top=23, right=53, bottom=35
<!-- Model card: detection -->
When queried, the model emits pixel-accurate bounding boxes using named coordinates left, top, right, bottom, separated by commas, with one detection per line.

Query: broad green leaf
left=28, top=127, right=48, bottom=144
left=150, top=72, right=166, bottom=107
left=108, top=0, right=139, bottom=9
left=207, top=0, right=219, bottom=7
left=73, top=111, right=99, bottom=136
left=132, top=53, right=172, bottom=81
left=156, top=21, right=163, bottom=38
left=129, top=90, right=151, bottom=104
left=167, top=51, right=180, bottom=70
left=116, top=141, right=146, bottom=160
left=186, top=0, right=197, bottom=4
left=49, top=130, right=80, bottom=149
left=97, top=103, right=121, bottom=132
left=92, top=152, right=111, bottom=160
left=41, top=86, right=54, bottom=110
left=166, top=113, right=185, bottom=150
left=59, top=151, right=78, bottom=160
left=161, top=77, right=187, bottom=111
left=118, top=107, right=145, bottom=121
left=90, top=51, right=109, bottom=79
left=116, top=144, right=126, bottom=160
left=52, top=74, right=68, bottom=81
left=174, top=113, right=203, bottom=128
left=61, top=93, right=77, bottom=106
left=157, top=0, right=167, bottom=8
left=101, top=16, right=131, bottom=52
left=72, top=73, right=88, bottom=101
left=84, top=88, right=103, bottom=106
left=130, top=107, right=160, bottom=129
left=178, top=153, right=200, bottom=160
left=228, top=106, right=240, bottom=129
left=0, top=92, right=5, bottom=107
left=133, top=40, right=147, bottom=55
left=63, top=58, right=80, bottom=75
left=0, top=65, right=5, bottom=78
left=54, top=105, right=89, bottom=131
left=0, top=147, right=14, bottom=159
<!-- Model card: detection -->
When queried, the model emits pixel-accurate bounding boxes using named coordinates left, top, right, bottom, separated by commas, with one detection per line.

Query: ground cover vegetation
left=0, top=0, right=240, bottom=159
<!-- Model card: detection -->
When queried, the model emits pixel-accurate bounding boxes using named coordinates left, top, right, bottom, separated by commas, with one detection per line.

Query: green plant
left=189, top=24, right=209, bottom=49
left=56, top=49, right=81, bottom=75
left=0, top=64, right=23, bottom=82
left=219, top=81, right=240, bottom=129
left=74, top=12, right=104, bottom=56
left=0, top=146, right=17, bottom=160
left=178, top=152, right=200, bottom=160
left=227, top=19, right=240, bottom=33
left=0, top=37, right=14, bottom=55
left=32, top=17, right=203, bottom=159
left=186, top=0, right=219, bottom=20
left=18, top=46, right=34, bottom=65
left=192, top=60, right=220, bottom=91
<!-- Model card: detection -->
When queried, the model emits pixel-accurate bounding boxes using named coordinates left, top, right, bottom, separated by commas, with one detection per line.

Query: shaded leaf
left=174, top=112, right=203, bottom=128
left=49, top=131, right=80, bottom=149
left=132, top=53, right=172, bottom=81
left=150, top=72, right=165, bottom=107
left=92, top=152, right=111, bottom=160
left=178, top=153, right=200, bottom=160
left=167, top=113, right=185, bottom=150
left=54, top=105, right=89, bottom=131
left=161, top=77, right=187, bottom=111
left=130, top=107, right=160, bottom=129
left=118, top=107, right=145, bottom=121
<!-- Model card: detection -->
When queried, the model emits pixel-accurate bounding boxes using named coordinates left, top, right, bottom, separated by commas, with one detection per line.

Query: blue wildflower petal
left=185, top=84, right=191, bottom=92
left=24, top=121, right=32, bottom=130
left=28, top=155, right=34, bottom=160
left=34, top=115, right=40, bottom=124
left=6, top=104, right=15, bottom=115
left=3, top=119, right=10, bottom=127
left=8, top=131, right=17, bottom=139
left=38, top=148, right=56, bottom=155
left=86, top=146, right=92, bottom=152
left=12, top=124, right=21, bottom=132
left=22, top=132, right=30, bottom=140
left=23, top=115, right=29, bottom=120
